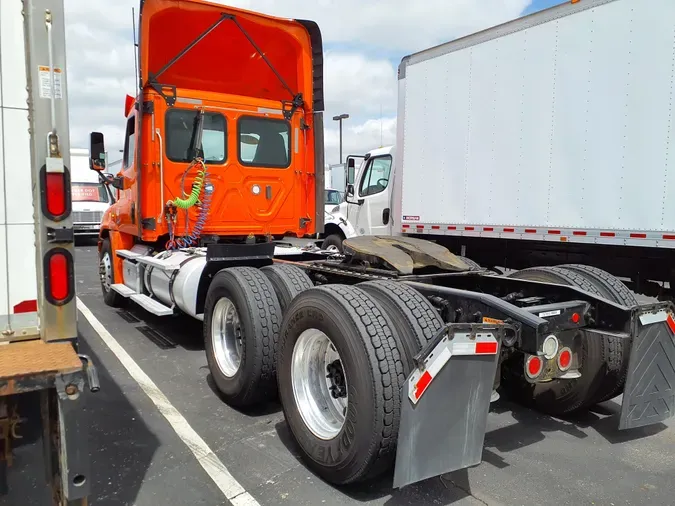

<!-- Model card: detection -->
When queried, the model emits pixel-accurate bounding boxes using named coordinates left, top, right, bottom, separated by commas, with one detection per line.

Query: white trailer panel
left=0, top=0, right=38, bottom=319
left=398, top=0, right=675, bottom=243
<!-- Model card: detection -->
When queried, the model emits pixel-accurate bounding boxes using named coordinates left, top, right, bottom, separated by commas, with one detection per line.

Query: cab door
left=351, top=155, right=393, bottom=236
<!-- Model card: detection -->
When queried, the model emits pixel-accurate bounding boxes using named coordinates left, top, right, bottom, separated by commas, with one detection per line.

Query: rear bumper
left=619, top=303, right=675, bottom=429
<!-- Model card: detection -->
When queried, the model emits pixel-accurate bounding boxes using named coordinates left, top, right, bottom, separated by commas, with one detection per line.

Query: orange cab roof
left=139, top=0, right=323, bottom=111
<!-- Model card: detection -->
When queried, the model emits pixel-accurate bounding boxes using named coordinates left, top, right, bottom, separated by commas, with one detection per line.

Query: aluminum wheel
left=291, top=329, right=348, bottom=440
left=100, top=252, right=113, bottom=292
left=211, top=297, right=243, bottom=378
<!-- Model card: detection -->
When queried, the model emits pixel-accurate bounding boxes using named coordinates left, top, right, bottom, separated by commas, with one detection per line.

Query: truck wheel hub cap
left=212, top=298, right=242, bottom=378
left=100, top=253, right=113, bottom=291
left=291, top=329, right=347, bottom=440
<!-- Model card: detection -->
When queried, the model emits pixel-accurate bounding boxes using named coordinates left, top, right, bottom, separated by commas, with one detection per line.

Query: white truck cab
left=70, top=148, right=112, bottom=237
left=322, top=146, right=395, bottom=250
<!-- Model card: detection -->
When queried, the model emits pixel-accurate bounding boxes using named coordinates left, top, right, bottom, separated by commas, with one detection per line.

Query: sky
left=63, top=0, right=563, bottom=166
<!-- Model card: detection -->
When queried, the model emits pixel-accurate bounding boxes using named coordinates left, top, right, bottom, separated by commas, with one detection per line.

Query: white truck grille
left=73, top=211, right=103, bottom=224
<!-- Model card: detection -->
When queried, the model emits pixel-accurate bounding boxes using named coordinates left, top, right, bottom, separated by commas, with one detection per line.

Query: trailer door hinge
left=47, top=227, right=74, bottom=244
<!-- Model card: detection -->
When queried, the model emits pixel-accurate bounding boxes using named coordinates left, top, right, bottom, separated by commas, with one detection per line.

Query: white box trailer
left=394, top=0, right=675, bottom=292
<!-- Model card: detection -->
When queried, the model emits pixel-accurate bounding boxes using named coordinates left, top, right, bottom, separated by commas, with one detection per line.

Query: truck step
left=111, top=284, right=136, bottom=297
left=134, top=255, right=181, bottom=272
left=116, top=249, right=143, bottom=259
left=130, top=294, right=174, bottom=316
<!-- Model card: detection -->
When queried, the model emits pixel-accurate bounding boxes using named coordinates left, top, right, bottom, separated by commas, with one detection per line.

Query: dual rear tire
left=204, top=264, right=442, bottom=484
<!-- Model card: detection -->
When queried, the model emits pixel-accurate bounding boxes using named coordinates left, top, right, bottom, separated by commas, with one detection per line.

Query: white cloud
left=63, top=0, right=531, bottom=165
left=325, top=117, right=397, bottom=165
left=223, top=0, right=531, bottom=52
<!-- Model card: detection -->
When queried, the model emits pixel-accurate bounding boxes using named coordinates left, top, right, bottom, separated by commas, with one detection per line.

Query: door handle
left=382, top=208, right=390, bottom=225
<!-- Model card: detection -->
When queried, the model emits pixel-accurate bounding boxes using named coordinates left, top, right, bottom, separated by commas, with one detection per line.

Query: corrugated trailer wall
left=399, top=0, right=675, bottom=236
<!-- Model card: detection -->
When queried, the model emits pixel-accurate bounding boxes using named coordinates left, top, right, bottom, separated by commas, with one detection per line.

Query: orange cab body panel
left=102, top=0, right=324, bottom=244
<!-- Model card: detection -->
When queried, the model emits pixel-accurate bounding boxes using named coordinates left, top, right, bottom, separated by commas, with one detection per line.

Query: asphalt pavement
left=9, top=244, right=673, bottom=506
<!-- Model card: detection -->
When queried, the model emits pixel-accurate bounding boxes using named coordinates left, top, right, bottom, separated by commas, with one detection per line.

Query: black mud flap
left=393, top=324, right=503, bottom=488
left=619, top=305, right=675, bottom=430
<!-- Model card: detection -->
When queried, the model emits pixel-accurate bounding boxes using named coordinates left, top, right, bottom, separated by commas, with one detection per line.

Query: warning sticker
left=482, top=317, right=504, bottom=325
left=38, top=66, right=63, bottom=99
left=403, top=216, right=420, bottom=221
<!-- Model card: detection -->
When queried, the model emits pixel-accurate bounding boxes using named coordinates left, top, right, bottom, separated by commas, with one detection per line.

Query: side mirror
left=346, top=158, right=356, bottom=185
left=346, top=184, right=355, bottom=197
left=89, top=132, right=106, bottom=171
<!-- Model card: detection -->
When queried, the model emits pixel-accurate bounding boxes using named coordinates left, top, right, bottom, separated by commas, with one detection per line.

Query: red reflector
left=49, top=253, right=69, bottom=301
left=527, top=356, right=542, bottom=377
left=431, top=225, right=440, bottom=230
left=483, top=227, right=494, bottom=232
left=465, top=226, right=475, bottom=231
left=448, top=226, right=457, bottom=230
left=414, top=370, right=433, bottom=400
left=571, top=312, right=580, bottom=324
left=13, top=299, right=37, bottom=314
left=630, top=233, right=647, bottom=239
left=548, top=230, right=561, bottom=235
left=525, top=229, right=536, bottom=234
left=663, top=235, right=675, bottom=240
left=600, top=232, right=615, bottom=237
left=504, top=228, right=515, bottom=233
left=558, top=349, right=572, bottom=370
left=475, top=341, right=498, bottom=354
left=573, top=231, right=587, bottom=236
left=402, top=224, right=410, bottom=229
left=667, top=315, right=675, bottom=335
left=416, top=225, right=425, bottom=229
left=46, top=173, right=66, bottom=216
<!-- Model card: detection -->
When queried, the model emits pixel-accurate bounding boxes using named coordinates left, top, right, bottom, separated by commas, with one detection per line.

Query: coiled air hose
left=166, top=160, right=212, bottom=250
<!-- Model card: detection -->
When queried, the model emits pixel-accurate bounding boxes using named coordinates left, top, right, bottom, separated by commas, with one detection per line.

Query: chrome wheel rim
left=291, top=329, right=348, bottom=440
left=100, top=252, right=113, bottom=292
left=211, top=298, right=242, bottom=377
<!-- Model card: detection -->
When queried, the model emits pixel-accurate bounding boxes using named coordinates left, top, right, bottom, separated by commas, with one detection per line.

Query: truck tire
left=560, top=264, right=638, bottom=403
left=277, top=285, right=405, bottom=485
left=204, top=267, right=282, bottom=407
left=359, top=280, right=443, bottom=372
left=321, top=234, right=344, bottom=253
left=99, top=238, right=125, bottom=308
left=261, top=264, right=313, bottom=313
left=505, top=266, right=615, bottom=414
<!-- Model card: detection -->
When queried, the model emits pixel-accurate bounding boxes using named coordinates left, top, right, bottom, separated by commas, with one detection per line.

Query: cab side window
left=359, top=156, right=392, bottom=197
left=123, top=115, right=135, bottom=169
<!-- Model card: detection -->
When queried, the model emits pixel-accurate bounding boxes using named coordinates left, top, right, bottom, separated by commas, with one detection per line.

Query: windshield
left=325, top=189, right=343, bottom=205
left=72, top=183, right=109, bottom=203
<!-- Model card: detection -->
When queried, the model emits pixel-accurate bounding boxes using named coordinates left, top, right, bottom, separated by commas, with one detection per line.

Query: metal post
left=332, top=113, right=349, bottom=164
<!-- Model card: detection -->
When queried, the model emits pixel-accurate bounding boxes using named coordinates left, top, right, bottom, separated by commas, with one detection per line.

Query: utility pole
left=332, top=113, right=349, bottom=164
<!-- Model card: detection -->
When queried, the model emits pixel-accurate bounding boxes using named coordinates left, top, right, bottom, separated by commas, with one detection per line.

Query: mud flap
left=619, top=306, right=675, bottom=430
left=393, top=324, right=502, bottom=488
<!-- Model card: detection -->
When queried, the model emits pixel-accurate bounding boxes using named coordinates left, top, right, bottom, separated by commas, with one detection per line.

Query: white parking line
left=77, top=296, right=260, bottom=506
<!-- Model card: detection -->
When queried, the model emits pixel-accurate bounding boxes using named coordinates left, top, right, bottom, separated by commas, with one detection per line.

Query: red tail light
left=557, top=348, right=573, bottom=371
left=40, top=163, right=71, bottom=221
left=525, top=355, right=543, bottom=379
left=46, top=173, right=66, bottom=216
left=44, top=249, right=74, bottom=305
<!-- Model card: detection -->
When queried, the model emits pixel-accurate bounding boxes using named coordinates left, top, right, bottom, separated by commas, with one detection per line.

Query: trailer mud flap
left=393, top=324, right=502, bottom=488
left=619, top=307, right=675, bottom=430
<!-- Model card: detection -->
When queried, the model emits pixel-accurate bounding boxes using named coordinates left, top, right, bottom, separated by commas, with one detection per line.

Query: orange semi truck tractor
left=91, top=0, right=675, bottom=489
